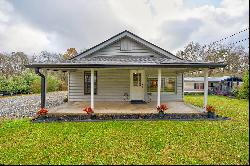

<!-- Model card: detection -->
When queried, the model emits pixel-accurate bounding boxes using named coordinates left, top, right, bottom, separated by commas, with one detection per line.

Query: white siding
left=87, top=37, right=165, bottom=58
left=69, top=69, right=184, bottom=102
left=69, top=69, right=130, bottom=101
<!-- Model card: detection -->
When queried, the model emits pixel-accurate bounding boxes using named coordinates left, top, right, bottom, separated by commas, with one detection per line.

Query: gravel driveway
left=0, top=91, right=67, bottom=119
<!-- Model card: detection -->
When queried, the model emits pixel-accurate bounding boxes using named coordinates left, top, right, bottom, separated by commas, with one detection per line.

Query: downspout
left=35, top=68, right=46, bottom=109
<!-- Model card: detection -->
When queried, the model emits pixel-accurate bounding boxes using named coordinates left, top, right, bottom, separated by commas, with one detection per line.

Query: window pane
left=165, top=78, right=176, bottom=92
left=147, top=78, right=165, bottom=92
left=147, top=78, right=157, bottom=92
left=200, top=83, right=204, bottom=89
left=84, top=71, right=97, bottom=95
left=138, top=73, right=142, bottom=86
left=133, top=73, right=138, bottom=86
left=194, top=83, right=199, bottom=89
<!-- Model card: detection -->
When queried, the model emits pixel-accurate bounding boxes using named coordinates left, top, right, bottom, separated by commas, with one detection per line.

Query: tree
left=0, top=52, right=29, bottom=76
left=63, top=48, right=78, bottom=60
left=176, top=42, right=205, bottom=62
left=31, top=51, right=64, bottom=63
left=176, top=42, right=249, bottom=77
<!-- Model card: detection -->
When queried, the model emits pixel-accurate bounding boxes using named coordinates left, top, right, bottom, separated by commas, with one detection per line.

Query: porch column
left=203, top=68, right=208, bottom=112
left=91, top=68, right=94, bottom=109
left=157, top=68, right=162, bottom=107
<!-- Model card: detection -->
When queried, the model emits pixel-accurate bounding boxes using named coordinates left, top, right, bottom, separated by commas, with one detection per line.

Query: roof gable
left=70, top=30, right=181, bottom=60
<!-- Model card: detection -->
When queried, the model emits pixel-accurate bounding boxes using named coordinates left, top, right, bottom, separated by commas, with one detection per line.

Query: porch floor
left=48, top=101, right=202, bottom=114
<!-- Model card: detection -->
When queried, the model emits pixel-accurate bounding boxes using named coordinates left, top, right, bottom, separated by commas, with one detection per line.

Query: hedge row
left=0, top=70, right=63, bottom=95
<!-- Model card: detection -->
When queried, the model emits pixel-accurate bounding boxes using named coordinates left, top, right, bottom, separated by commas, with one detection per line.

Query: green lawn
left=0, top=95, right=249, bottom=165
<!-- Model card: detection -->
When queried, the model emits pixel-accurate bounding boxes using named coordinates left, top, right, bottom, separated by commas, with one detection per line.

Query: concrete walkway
left=49, top=101, right=202, bottom=114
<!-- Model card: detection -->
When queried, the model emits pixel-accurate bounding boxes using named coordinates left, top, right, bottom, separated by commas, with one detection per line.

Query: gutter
left=35, top=68, right=46, bottom=109
left=25, top=63, right=227, bottom=69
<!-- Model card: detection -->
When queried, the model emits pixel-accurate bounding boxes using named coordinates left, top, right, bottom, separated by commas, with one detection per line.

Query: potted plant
left=206, top=105, right=216, bottom=118
left=83, top=107, right=94, bottom=114
left=157, top=104, right=168, bottom=118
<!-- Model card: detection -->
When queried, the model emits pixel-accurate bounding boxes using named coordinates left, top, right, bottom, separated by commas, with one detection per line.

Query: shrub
left=0, top=75, right=8, bottom=93
left=206, top=105, right=216, bottom=113
left=1, top=70, right=65, bottom=95
left=47, top=75, right=61, bottom=92
left=37, top=108, right=48, bottom=116
left=83, top=107, right=94, bottom=114
left=232, top=88, right=239, bottom=97
left=30, top=74, right=61, bottom=93
left=238, top=71, right=249, bottom=99
left=30, top=76, right=41, bottom=93
left=157, top=104, right=168, bottom=113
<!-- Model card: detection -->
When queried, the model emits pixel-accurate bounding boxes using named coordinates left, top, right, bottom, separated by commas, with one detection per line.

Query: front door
left=130, top=70, right=145, bottom=101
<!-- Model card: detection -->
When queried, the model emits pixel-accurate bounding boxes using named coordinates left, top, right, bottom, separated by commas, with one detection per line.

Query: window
left=84, top=71, right=97, bottom=95
left=133, top=73, right=142, bottom=86
left=147, top=77, right=176, bottom=93
left=165, top=78, right=176, bottom=93
left=194, top=83, right=204, bottom=90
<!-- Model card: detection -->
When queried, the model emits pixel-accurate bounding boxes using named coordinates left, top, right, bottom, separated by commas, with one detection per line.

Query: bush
left=0, top=75, right=8, bottom=92
left=30, top=76, right=41, bottom=93
left=30, top=74, right=62, bottom=93
left=238, top=71, right=249, bottom=99
left=232, top=88, right=239, bottom=97
left=47, top=75, right=61, bottom=92
left=0, top=70, right=65, bottom=95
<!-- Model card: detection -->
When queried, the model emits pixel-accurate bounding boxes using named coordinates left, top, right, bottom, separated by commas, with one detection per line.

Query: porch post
left=91, top=68, right=94, bottom=109
left=203, top=68, right=208, bottom=112
left=157, top=68, right=162, bottom=107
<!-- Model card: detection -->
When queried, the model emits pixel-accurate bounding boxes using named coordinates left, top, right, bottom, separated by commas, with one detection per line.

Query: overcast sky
left=0, top=0, right=249, bottom=56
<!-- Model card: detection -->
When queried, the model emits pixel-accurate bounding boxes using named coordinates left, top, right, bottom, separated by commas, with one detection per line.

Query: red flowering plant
left=157, top=104, right=168, bottom=113
left=206, top=105, right=216, bottom=113
left=37, top=108, right=48, bottom=116
left=206, top=105, right=216, bottom=118
left=83, top=107, right=94, bottom=114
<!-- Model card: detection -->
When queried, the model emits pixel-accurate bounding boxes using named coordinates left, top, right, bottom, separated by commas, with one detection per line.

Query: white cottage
left=26, top=30, right=226, bottom=112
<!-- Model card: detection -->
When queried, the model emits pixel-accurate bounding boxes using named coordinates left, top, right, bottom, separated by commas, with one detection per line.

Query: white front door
left=130, top=70, right=145, bottom=101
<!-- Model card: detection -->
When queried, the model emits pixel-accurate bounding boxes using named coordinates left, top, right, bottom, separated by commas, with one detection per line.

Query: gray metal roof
left=26, top=57, right=227, bottom=68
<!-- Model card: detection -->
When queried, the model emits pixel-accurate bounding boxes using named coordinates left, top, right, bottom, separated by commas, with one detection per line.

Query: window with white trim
left=147, top=77, right=176, bottom=93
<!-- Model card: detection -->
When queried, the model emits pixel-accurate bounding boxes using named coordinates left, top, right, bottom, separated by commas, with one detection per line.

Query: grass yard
left=0, top=95, right=249, bottom=165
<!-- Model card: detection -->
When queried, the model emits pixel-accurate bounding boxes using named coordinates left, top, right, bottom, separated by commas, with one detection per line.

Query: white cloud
left=0, top=0, right=57, bottom=55
left=0, top=0, right=248, bottom=55
left=0, top=23, right=51, bottom=54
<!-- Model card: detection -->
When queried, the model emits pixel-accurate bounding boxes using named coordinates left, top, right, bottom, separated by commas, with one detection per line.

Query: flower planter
left=207, top=111, right=215, bottom=118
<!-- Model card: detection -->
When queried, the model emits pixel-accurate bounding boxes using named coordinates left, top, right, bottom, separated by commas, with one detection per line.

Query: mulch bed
left=32, top=113, right=230, bottom=123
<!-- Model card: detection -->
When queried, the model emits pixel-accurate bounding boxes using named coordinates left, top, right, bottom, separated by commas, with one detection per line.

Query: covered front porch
left=30, top=66, right=211, bottom=114
left=49, top=101, right=201, bottom=114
